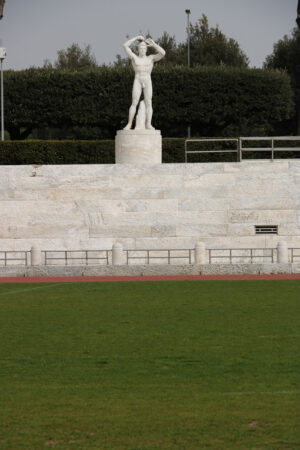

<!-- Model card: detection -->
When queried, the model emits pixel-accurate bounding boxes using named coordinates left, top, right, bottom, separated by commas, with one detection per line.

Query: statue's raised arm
left=145, top=38, right=166, bottom=62
left=123, top=36, right=166, bottom=130
left=123, top=35, right=145, bottom=60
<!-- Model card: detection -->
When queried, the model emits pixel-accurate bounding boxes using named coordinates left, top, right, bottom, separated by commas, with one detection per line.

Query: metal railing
left=290, top=248, right=300, bottom=263
left=240, top=136, right=300, bottom=160
left=208, top=248, right=276, bottom=264
left=43, top=250, right=111, bottom=266
left=0, top=251, right=30, bottom=266
left=185, top=138, right=240, bottom=163
left=185, top=136, right=300, bottom=162
left=125, top=249, right=194, bottom=265
left=1, top=247, right=300, bottom=267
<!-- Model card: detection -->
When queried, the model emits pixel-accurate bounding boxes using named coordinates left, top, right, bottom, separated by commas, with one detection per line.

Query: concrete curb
left=1, top=263, right=300, bottom=278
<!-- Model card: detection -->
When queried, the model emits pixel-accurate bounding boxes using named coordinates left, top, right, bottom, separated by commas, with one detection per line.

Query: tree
left=0, top=0, right=5, bottom=19
left=297, top=0, right=300, bottom=28
left=113, top=15, right=249, bottom=68
left=44, top=43, right=97, bottom=71
left=155, top=32, right=184, bottom=65
left=264, top=28, right=300, bottom=134
left=186, top=15, right=249, bottom=67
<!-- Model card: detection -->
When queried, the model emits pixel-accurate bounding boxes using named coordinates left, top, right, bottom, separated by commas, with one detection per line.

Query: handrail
left=1, top=247, right=300, bottom=266
left=185, top=136, right=300, bottom=162
left=185, top=138, right=240, bottom=163
left=0, top=251, right=29, bottom=266
left=43, top=250, right=111, bottom=266
left=290, top=248, right=300, bottom=263
left=208, top=248, right=276, bottom=264
left=125, top=248, right=194, bottom=265
left=240, top=136, right=300, bottom=161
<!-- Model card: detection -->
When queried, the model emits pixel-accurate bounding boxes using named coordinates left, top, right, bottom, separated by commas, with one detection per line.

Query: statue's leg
left=144, top=81, right=154, bottom=130
left=124, top=79, right=142, bottom=130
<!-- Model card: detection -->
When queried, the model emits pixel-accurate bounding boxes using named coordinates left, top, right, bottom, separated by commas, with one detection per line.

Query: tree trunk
left=297, top=0, right=300, bottom=28
left=297, top=106, right=300, bottom=136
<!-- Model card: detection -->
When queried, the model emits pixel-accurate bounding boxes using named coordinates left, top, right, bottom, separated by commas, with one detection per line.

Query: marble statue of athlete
left=123, top=36, right=165, bottom=130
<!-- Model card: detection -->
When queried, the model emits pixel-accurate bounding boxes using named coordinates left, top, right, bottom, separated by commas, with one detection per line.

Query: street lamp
left=0, top=47, right=6, bottom=141
left=185, top=9, right=191, bottom=138
left=185, top=9, right=191, bottom=67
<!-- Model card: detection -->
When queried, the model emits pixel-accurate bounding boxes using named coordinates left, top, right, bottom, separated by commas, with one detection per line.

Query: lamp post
left=185, top=9, right=191, bottom=138
left=0, top=47, right=6, bottom=141
left=185, top=9, right=191, bottom=67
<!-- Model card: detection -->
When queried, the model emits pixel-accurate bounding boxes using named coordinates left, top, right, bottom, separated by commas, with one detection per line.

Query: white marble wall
left=0, top=160, right=300, bottom=251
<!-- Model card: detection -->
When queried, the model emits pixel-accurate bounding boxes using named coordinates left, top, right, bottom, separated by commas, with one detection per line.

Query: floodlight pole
left=185, top=9, right=191, bottom=138
left=1, top=58, right=4, bottom=141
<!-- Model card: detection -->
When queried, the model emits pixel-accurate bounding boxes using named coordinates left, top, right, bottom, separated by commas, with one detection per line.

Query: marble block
left=115, top=130, right=162, bottom=164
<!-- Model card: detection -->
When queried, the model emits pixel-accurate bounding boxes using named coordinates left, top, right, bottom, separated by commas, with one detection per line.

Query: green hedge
left=0, top=139, right=236, bottom=164
left=0, top=140, right=115, bottom=164
left=1, top=139, right=298, bottom=165
left=4, top=66, right=294, bottom=139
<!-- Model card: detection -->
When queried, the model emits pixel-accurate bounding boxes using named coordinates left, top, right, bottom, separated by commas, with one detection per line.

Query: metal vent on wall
left=255, top=225, right=278, bottom=234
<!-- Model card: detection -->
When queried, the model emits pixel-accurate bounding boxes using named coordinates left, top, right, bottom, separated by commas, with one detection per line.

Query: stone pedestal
left=115, top=130, right=162, bottom=164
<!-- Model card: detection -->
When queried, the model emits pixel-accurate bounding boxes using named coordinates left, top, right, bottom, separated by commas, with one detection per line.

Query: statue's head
left=138, top=41, right=147, bottom=57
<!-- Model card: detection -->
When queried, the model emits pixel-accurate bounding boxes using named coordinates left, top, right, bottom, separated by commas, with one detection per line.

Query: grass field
left=0, top=280, right=299, bottom=449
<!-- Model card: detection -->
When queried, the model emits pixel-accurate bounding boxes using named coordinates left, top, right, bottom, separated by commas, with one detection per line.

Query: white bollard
left=195, top=241, right=206, bottom=264
left=31, top=246, right=42, bottom=266
left=112, top=242, right=124, bottom=265
left=277, top=241, right=288, bottom=264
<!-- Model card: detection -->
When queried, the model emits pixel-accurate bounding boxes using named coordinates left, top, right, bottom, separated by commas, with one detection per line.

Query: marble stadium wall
left=0, top=160, right=299, bottom=251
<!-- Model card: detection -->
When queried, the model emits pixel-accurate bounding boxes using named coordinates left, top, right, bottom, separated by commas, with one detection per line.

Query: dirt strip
left=0, top=274, right=300, bottom=283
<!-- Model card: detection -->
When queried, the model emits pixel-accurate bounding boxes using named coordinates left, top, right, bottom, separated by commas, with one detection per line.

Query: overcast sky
left=0, top=0, right=298, bottom=70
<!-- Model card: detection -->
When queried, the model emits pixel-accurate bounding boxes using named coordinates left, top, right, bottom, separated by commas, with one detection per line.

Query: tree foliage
left=184, top=15, right=248, bottom=67
left=114, top=15, right=249, bottom=68
left=153, top=32, right=184, bottom=65
left=4, top=66, right=293, bottom=139
left=44, top=43, right=98, bottom=71
left=264, top=28, right=300, bottom=134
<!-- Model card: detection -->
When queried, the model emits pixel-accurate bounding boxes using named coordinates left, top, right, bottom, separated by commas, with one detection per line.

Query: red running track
left=0, top=274, right=300, bottom=283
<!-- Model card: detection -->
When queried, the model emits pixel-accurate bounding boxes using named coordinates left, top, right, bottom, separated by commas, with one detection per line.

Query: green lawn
left=0, top=280, right=299, bottom=449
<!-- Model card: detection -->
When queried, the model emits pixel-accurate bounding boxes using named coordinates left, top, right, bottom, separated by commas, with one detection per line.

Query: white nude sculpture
left=135, top=100, right=146, bottom=130
left=123, top=36, right=166, bottom=130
